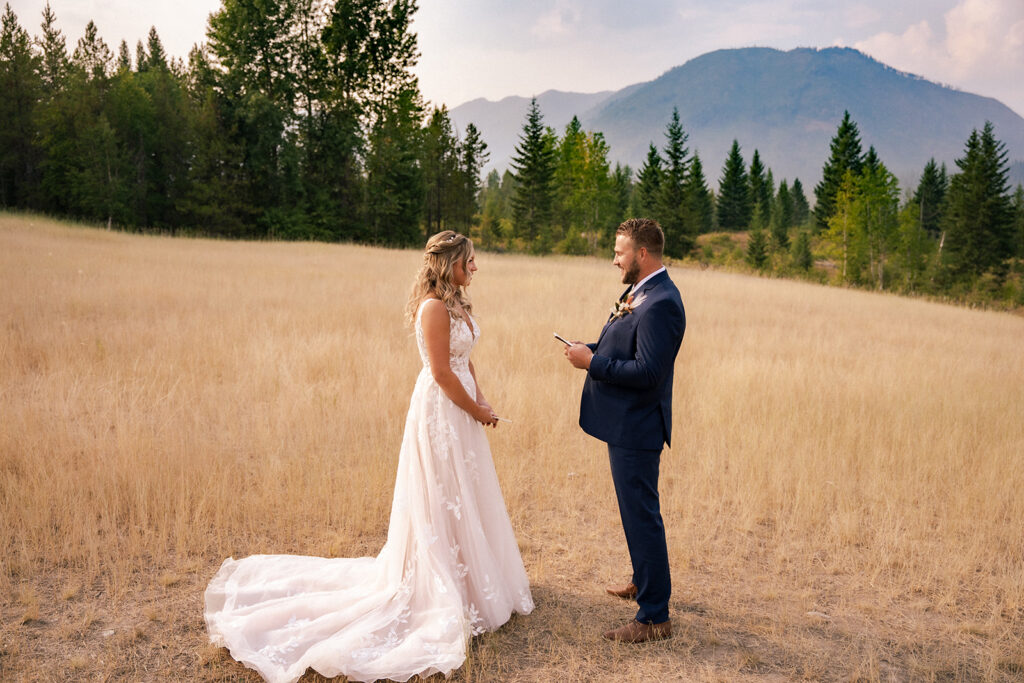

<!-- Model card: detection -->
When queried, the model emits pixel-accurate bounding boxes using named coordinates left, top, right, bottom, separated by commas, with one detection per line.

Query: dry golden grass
left=2, top=212, right=1024, bottom=681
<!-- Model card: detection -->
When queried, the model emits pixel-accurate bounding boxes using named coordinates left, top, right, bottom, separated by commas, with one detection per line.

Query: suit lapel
left=605, top=286, right=632, bottom=323
left=596, top=286, right=632, bottom=345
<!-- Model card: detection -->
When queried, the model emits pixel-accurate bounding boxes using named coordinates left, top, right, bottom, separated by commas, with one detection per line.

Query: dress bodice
left=415, top=300, right=479, bottom=379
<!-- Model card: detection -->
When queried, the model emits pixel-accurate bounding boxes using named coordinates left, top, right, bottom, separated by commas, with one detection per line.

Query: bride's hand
left=472, top=403, right=498, bottom=428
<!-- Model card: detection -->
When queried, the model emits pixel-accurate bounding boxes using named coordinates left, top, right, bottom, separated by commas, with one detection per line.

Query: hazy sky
left=10, top=0, right=1024, bottom=116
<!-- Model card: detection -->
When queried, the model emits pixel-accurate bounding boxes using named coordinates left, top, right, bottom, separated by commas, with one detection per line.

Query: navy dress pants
left=608, top=444, right=670, bottom=624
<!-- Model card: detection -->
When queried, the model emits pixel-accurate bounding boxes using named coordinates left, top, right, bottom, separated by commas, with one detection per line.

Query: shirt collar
left=630, top=266, right=666, bottom=294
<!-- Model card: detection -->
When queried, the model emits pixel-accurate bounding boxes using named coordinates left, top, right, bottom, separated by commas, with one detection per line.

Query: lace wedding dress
left=204, top=301, right=534, bottom=682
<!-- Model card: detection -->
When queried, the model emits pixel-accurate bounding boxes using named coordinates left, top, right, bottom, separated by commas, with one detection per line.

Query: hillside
left=453, top=47, right=1024, bottom=190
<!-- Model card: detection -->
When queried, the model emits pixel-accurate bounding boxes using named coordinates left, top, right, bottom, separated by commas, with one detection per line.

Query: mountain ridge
left=450, top=47, right=1024, bottom=190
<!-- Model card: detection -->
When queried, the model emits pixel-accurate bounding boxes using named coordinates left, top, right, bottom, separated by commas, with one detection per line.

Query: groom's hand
left=564, top=342, right=593, bottom=370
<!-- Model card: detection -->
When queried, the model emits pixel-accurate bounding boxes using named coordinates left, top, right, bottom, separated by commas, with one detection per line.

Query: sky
left=9, top=0, right=1024, bottom=116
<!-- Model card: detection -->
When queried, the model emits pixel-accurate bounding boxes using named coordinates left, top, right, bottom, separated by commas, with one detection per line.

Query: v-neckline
left=457, top=310, right=476, bottom=341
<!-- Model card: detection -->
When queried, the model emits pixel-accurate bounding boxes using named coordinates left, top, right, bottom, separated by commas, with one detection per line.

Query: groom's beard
left=622, top=258, right=641, bottom=285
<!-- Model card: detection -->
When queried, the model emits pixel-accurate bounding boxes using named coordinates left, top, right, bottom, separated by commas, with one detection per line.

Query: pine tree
left=580, top=130, right=614, bottom=244
left=791, top=177, right=810, bottom=226
left=115, top=40, right=131, bottom=72
left=769, top=197, right=789, bottom=251
left=479, top=169, right=515, bottom=247
left=313, top=0, right=380, bottom=238
left=1014, top=185, right=1024, bottom=259
left=37, top=2, right=68, bottom=95
left=421, top=105, right=459, bottom=234
left=748, top=149, right=770, bottom=221
left=610, top=163, right=632, bottom=235
left=458, top=122, right=488, bottom=232
left=814, top=110, right=864, bottom=232
left=776, top=180, right=793, bottom=228
left=72, top=20, right=112, bottom=80
left=657, top=107, right=693, bottom=257
left=145, top=27, right=167, bottom=70
left=554, top=115, right=587, bottom=238
left=768, top=180, right=789, bottom=257
left=684, top=152, right=714, bottom=235
left=510, top=97, right=556, bottom=247
left=893, top=200, right=932, bottom=290
left=856, top=157, right=901, bottom=288
left=820, top=158, right=900, bottom=288
left=826, top=171, right=859, bottom=282
left=135, top=40, right=147, bottom=71
left=913, top=158, right=948, bottom=239
left=749, top=199, right=767, bottom=232
left=791, top=231, right=812, bottom=271
left=127, top=43, right=192, bottom=229
left=943, top=122, right=1015, bottom=279
left=633, top=143, right=662, bottom=219
left=746, top=228, right=768, bottom=269
left=177, top=44, right=251, bottom=236
left=354, top=0, right=422, bottom=242
left=551, top=123, right=617, bottom=253
left=0, top=3, right=41, bottom=207
left=862, top=145, right=880, bottom=176
left=716, top=139, right=750, bottom=231
left=207, top=0, right=301, bottom=235
left=365, top=86, right=424, bottom=245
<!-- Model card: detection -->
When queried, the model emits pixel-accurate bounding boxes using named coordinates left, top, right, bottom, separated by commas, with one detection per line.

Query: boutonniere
left=609, top=292, right=647, bottom=320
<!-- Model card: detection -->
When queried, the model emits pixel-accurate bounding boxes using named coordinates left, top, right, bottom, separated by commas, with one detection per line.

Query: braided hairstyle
left=405, top=230, right=475, bottom=327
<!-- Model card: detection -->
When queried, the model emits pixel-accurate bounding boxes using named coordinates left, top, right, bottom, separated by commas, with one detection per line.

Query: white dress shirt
left=630, top=266, right=666, bottom=294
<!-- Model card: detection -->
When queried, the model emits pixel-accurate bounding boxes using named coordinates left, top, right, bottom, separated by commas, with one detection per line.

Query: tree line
left=0, top=1, right=484, bottom=244
left=485, top=99, right=1023, bottom=303
left=2, top=2, right=1023, bottom=304
left=808, top=112, right=1023, bottom=299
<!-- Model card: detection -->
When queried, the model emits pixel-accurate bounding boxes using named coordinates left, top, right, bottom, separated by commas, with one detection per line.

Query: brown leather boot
left=602, top=618, right=672, bottom=643
left=605, top=582, right=638, bottom=600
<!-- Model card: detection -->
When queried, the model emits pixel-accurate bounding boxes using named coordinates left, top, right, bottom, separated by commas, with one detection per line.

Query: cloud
left=855, top=0, right=1024, bottom=113
left=944, top=0, right=1024, bottom=73
left=844, top=4, right=883, bottom=30
left=530, top=1, right=583, bottom=40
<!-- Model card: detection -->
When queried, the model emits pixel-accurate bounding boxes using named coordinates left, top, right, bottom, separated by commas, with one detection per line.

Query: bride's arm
left=467, top=360, right=487, bottom=406
left=420, top=299, right=497, bottom=426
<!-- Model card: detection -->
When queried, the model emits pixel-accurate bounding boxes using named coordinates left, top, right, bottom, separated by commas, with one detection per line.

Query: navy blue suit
left=579, top=269, right=685, bottom=625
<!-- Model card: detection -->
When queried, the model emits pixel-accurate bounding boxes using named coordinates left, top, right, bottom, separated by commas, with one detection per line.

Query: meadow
left=2, top=213, right=1023, bottom=681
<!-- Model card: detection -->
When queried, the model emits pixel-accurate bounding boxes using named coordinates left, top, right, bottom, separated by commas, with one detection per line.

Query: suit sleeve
left=587, top=297, right=683, bottom=390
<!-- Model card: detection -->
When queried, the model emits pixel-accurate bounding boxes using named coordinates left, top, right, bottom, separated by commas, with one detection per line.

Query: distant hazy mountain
left=451, top=47, right=1024, bottom=190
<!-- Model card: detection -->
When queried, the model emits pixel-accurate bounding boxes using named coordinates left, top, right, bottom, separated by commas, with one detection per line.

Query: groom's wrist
left=588, top=354, right=607, bottom=378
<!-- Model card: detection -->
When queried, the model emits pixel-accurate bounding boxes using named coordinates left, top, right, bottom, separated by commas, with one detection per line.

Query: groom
left=564, top=218, right=686, bottom=643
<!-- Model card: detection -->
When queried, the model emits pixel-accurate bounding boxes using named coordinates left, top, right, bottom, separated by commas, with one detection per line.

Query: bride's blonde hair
left=405, top=230, right=475, bottom=327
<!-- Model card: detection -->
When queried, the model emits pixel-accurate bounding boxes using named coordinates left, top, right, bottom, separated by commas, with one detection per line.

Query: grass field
left=2, top=213, right=1024, bottom=681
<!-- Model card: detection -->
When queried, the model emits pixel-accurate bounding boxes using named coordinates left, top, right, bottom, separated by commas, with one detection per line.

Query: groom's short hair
left=617, top=218, right=664, bottom=257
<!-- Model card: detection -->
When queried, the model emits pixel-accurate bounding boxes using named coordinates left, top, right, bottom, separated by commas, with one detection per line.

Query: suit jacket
left=579, top=270, right=686, bottom=450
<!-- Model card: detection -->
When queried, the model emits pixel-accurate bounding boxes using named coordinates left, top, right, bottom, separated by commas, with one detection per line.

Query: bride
left=204, top=231, right=534, bottom=682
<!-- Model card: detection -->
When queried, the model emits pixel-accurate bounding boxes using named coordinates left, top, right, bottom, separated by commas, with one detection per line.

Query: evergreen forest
left=2, top=2, right=1023, bottom=307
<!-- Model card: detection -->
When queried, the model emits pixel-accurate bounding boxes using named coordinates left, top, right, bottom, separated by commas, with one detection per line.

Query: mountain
left=451, top=47, right=1024, bottom=190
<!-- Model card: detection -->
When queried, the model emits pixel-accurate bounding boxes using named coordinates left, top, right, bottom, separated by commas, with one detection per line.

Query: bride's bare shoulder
left=419, top=297, right=444, bottom=310
left=419, top=298, right=449, bottom=325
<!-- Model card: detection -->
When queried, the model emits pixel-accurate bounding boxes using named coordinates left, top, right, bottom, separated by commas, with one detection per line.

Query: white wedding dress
left=204, top=301, right=534, bottom=682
